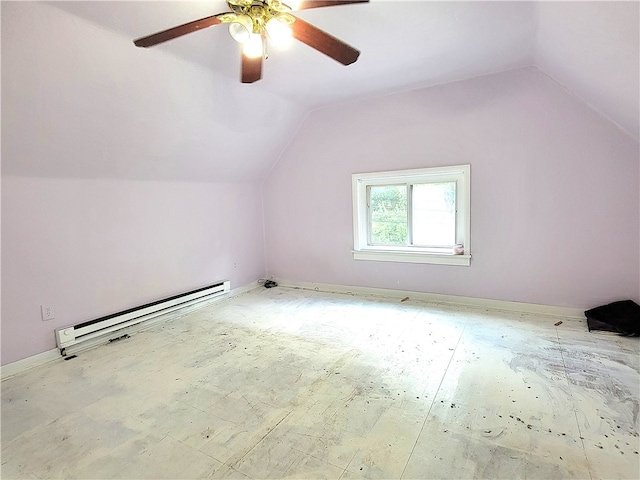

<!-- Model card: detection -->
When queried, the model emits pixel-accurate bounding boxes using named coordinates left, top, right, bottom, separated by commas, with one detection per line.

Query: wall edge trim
left=1, top=349, right=62, bottom=381
left=274, top=279, right=586, bottom=319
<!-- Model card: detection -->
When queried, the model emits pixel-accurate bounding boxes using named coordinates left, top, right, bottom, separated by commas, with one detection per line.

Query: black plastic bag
left=584, top=300, right=640, bottom=336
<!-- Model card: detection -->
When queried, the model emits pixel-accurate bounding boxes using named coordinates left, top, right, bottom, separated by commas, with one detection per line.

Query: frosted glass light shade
left=243, top=34, right=263, bottom=58
left=229, top=14, right=253, bottom=44
left=265, top=17, right=292, bottom=47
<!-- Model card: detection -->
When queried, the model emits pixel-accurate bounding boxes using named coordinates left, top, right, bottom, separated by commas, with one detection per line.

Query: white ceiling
left=4, top=1, right=638, bottom=182
left=51, top=1, right=538, bottom=108
left=49, top=0, right=638, bottom=136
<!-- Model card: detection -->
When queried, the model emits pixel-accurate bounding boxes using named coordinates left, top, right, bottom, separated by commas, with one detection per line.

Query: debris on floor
left=554, top=321, right=563, bottom=326
left=585, top=300, right=640, bottom=336
left=108, top=333, right=130, bottom=343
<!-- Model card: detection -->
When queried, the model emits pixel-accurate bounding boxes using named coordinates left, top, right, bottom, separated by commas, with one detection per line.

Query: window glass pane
left=369, top=185, right=407, bottom=245
left=412, top=182, right=456, bottom=246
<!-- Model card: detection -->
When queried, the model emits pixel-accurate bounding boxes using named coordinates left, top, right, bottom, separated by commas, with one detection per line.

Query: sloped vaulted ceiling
left=534, top=1, right=639, bottom=140
left=2, top=1, right=638, bottom=183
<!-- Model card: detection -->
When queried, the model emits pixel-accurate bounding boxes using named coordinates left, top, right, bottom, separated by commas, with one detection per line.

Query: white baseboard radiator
left=55, top=281, right=230, bottom=355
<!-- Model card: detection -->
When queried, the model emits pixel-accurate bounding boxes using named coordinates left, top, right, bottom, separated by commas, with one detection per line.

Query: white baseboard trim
left=229, top=281, right=262, bottom=297
left=273, top=279, right=585, bottom=319
left=1, top=348, right=62, bottom=381
left=1, top=281, right=262, bottom=380
left=2, top=280, right=582, bottom=379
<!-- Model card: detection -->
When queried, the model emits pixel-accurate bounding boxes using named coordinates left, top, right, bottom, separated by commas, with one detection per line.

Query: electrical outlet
left=41, top=305, right=55, bottom=321
left=233, top=262, right=237, bottom=270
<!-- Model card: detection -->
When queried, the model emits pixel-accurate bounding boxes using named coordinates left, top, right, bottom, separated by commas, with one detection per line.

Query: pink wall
left=1, top=177, right=265, bottom=365
left=2, top=2, right=638, bottom=366
left=0, top=2, right=273, bottom=366
left=262, top=68, right=640, bottom=309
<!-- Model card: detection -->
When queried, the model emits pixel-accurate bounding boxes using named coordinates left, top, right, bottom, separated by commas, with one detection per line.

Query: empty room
left=1, top=1, right=639, bottom=479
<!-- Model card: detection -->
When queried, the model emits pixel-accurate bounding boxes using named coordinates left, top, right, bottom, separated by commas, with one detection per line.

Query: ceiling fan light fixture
left=265, top=17, right=293, bottom=47
left=243, top=33, right=264, bottom=58
left=228, top=14, right=253, bottom=43
left=134, top=0, right=369, bottom=83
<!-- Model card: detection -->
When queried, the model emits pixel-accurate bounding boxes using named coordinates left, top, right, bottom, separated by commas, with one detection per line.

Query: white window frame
left=352, top=165, right=471, bottom=266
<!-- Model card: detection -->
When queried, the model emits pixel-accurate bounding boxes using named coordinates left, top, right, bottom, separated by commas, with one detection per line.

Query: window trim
left=352, top=165, right=471, bottom=266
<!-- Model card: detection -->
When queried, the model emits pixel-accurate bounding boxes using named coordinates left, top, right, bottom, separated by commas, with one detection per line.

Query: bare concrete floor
left=2, top=286, right=639, bottom=479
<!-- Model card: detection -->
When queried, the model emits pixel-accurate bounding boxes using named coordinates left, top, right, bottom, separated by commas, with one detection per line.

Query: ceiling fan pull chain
left=264, top=33, right=270, bottom=60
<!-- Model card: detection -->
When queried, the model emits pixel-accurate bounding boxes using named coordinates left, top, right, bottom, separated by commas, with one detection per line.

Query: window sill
left=353, top=249, right=471, bottom=266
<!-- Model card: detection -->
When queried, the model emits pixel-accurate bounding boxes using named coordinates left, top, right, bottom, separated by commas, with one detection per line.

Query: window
left=352, top=165, right=471, bottom=266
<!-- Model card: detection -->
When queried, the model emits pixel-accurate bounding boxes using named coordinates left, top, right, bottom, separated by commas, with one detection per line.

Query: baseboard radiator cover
left=55, top=281, right=230, bottom=354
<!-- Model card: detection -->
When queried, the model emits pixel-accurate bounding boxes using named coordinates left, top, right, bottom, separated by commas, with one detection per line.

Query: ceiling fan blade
left=295, top=0, right=369, bottom=10
left=242, top=53, right=263, bottom=83
left=134, top=14, right=224, bottom=48
left=290, top=16, right=360, bottom=65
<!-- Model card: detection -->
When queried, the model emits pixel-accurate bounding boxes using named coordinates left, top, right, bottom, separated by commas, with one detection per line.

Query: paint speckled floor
left=2, top=287, right=639, bottom=479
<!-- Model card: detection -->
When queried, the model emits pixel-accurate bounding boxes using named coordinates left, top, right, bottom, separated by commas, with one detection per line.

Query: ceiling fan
left=133, top=0, right=369, bottom=83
